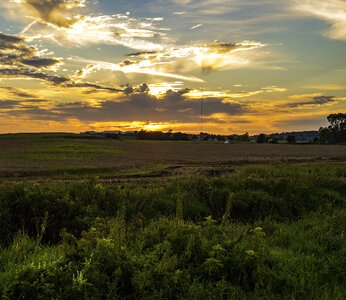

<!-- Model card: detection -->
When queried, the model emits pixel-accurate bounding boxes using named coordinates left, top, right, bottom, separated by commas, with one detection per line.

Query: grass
left=0, top=133, right=108, bottom=140
left=1, top=135, right=345, bottom=181
left=40, top=164, right=172, bottom=178
left=0, top=164, right=345, bottom=298
left=0, top=135, right=345, bottom=298
left=2, top=142, right=123, bottom=161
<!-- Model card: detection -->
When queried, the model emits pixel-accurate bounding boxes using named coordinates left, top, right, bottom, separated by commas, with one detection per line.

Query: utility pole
left=200, top=88, right=203, bottom=134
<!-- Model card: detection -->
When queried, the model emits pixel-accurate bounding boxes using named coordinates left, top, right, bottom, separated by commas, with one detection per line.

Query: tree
left=319, top=127, right=333, bottom=143
left=327, top=113, right=346, bottom=143
left=237, top=132, right=250, bottom=142
left=286, top=135, right=296, bottom=143
left=319, top=113, right=346, bottom=143
left=267, top=137, right=278, bottom=144
left=327, top=113, right=346, bottom=131
left=256, top=133, right=266, bottom=143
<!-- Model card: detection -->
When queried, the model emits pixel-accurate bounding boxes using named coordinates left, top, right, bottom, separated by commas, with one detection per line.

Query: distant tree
left=267, top=137, right=278, bottom=144
left=319, top=113, right=346, bottom=143
left=105, top=133, right=119, bottom=140
left=286, top=135, right=296, bottom=143
left=313, top=137, right=319, bottom=143
left=327, top=113, right=346, bottom=131
left=319, top=127, right=333, bottom=143
left=327, top=113, right=346, bottom=143
left=256, top=133, right=267, bottom=143
left=237, top=132, right=250, bottom=142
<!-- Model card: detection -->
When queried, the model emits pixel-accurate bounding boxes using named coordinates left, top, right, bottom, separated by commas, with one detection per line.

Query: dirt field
left=0, top=136, right=345, bottom=180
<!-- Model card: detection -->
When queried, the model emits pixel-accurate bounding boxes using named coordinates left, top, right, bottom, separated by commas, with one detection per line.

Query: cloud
left=2, top=85, right=248, bottom=123
left=73, top=57, right=205, bottom=83
left=5, top=1, right=167, bottom=51
left=0, top=33, right=128, bottom=94
left=0, top=86, right=37, bottom=98
left=285, top=95, right=339, bottom=108
left=0, top=100, right=22, bottom=109
left=20, top=58, right=62, bottom=68
left=0, top=32, right=62, bottom=69
left=8, top=0, right=86, bottom=28
left=123, top=41, right=266, bottom=75
left=0, top=67, right=70, bottom=84
left=303, top=84, right=346, bottom=90
left=190, top=24, right=203, bottom=30
left=185, top=86, right=287, bottom=100
left=0, top=67, right=126, bottom=94
left=294, top=0, right=346, bottom=40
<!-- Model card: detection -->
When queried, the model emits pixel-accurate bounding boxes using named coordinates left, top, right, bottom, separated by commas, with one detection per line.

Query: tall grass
left=0, top=165, right=345, bottom=298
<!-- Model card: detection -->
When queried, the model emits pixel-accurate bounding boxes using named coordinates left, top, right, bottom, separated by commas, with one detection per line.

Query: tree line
left=104, top=113, right=345, bottom=143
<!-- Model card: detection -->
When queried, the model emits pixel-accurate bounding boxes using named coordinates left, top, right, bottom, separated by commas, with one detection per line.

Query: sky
left=0, top=0, right=345, bottom=134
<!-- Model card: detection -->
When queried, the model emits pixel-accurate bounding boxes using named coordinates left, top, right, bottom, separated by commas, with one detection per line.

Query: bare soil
left=0, top=138, right=345, bottom=180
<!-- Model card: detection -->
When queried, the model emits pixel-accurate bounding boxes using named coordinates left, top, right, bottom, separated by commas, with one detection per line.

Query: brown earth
left=0, top=138, right=345, bottom=180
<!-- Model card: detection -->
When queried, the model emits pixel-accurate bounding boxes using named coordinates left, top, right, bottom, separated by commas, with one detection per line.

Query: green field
left=0, top=134, right=345, bottom=299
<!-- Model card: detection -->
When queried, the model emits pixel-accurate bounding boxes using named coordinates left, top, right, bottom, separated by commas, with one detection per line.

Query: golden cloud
left=5, top=1, right=167, bottom=51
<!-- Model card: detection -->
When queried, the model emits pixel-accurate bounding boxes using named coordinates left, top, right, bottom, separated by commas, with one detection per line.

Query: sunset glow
left=0, top=0, right=345, bottom=134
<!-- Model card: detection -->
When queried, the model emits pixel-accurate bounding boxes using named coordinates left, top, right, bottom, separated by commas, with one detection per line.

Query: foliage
left=319, top=113, right=346, bottom=143
left=237, top=132, right=250, bottom=143
left=256, top=134, right=267, bottom=143
left=286, top=135, right=296, bottom=143
left=0, top=165, right=345, bottom=298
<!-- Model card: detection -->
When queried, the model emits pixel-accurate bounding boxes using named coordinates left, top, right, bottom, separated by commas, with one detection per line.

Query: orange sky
left=0, top=0, right=345, bottom=134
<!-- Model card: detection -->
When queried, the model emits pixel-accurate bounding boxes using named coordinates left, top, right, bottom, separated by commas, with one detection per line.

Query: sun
left=143, top=123, right=166, bottom=131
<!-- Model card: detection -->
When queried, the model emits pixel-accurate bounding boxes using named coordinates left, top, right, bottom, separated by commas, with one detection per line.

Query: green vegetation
left=286, top=135, right=296, bottom=143
left=3, top=142, right=123, bottom=161
left=0, top=133, right=108, bottom=140
left=319, top=113, right=346, bottom=144
left=0, top=165, right=345, bottom=299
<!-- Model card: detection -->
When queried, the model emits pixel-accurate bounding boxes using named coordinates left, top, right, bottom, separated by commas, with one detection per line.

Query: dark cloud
left=0, top=33, right=36, bottom=65
left=0, top=100, right=21, bottom=109
left=121, top=83, right=150, bottom=95
left=23, top=99, right=48, bottom=103
left=0, top=68, right=70, bottom=85
left=287, top=95, right=337, bottom=108
left=65, top=82, right=123, bottom=93
left=119, top=60, right=140, bottom=67
left=21, top=58, right=61, bottom=68
left=0, top=32, right=62, bottom=69
left=0, top=87, right=37, bottom=98
left=205, top=42, right=237, bottom=54
left=126, top=51, right=158, bottom=58
left=0, top=97, right=48, bottom=110
left=0, top=33, right=23, bottom=45
left=137, top=83, right=149, bottom=93
left=6, top=107, right=64, bottom=121
left=231, top=120, right=252, bottom=124
left=0, top=33, right=126, bottom=94
left=3, top=88, right=247, bottom=123
left=19, top=0, right=85, bottom=28
left=0, top=68, right=123, bottom=93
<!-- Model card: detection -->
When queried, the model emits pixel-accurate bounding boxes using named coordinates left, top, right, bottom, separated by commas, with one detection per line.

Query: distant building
left=125, top=131, right=137, bottom=135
